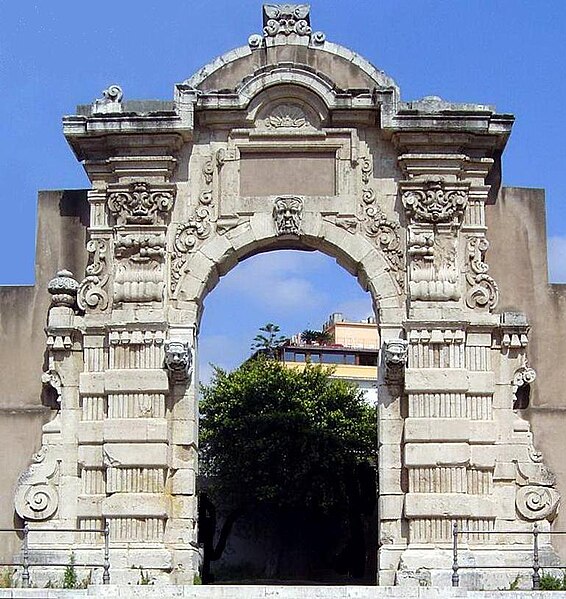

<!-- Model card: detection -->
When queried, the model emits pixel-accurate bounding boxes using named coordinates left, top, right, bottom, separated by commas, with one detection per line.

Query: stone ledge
left=1, top=585, right=565, bottom=598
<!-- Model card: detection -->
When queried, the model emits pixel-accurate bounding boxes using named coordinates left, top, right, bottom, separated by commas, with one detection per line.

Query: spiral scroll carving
left=516, top=485, right=560, bottom=521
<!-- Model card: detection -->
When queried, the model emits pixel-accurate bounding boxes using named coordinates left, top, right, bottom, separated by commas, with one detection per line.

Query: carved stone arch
left=236, top=66, right=338, bottom=110
left=184, top=41, right=400, bottom=96
left=175, top=215, right=404, bottom=326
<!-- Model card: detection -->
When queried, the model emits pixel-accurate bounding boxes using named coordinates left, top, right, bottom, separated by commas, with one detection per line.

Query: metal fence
left=0, top=523, right=110, bottom=587
left=451, top=521, right=566, bottom=590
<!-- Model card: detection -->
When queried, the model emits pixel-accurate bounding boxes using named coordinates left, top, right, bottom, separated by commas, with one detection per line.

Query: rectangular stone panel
left=405, top=493, right=498, bottom=518
left=239, top=151, right=336, bottom=196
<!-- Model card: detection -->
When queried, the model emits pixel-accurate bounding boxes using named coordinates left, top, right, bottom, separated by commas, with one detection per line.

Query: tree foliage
left=300, top=329, right=332, bottom=345
left=250, top=323, right=288, bottom=355
left=199, top=356, right=376, bottom=516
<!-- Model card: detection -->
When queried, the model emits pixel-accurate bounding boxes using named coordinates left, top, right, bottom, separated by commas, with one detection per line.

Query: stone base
left=2, top=586, right=566, bottom=598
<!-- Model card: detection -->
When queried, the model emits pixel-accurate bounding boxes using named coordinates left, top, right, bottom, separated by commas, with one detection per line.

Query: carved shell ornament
left=265, top=104, right=308, bottom=128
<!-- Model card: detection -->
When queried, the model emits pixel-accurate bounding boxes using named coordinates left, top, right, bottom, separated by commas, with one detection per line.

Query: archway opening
left=196, top=248, right=379, bottom=585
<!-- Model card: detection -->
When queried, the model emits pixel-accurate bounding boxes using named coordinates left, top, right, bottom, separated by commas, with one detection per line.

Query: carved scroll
left=465, top=236, right=499, bottom=311
left=77, top=238, right=109, bottom=312
left=263, top=4, right=311, bottom=37
left=15, top=447, right=60, bottom=522
left=171, top=156, right=215, bottom=294
left=359, top=156, right=404, bottom=291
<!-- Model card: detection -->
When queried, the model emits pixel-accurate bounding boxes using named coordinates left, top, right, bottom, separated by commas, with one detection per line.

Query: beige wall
left=0, top=189, right=88, bottom=559
left=487, top=186, right=566, bottom=554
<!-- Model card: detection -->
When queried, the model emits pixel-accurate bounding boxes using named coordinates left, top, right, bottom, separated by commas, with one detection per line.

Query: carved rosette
left=465, top=236, right=499, bottom=311
left=273, top=196, right=304, bottom=235
left=77, top=238, right=110, bottom=312
left=107, top=181, right=175, bottom=226
left=401, top=178, right=468, bottom=224
left=171, top=156, right=215, bottom=294
left=359, top=156, right=404, bottom=291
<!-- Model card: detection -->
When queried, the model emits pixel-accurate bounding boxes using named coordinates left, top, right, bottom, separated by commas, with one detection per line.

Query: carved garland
left=465, top=236, right=499, bottom=311
left=359, top=156, right=404, bottom=291
left=171, top=156, right=215, bottom=294
left=77, top=238, right=110, bottom=312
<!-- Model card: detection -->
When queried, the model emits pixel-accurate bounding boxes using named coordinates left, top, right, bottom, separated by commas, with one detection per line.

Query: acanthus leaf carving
left=77, top=238, right=109, bottom=312
left=465, top=236, right=499, bottom=311
left=401, top=178, right=468, bottom=224
left=107, top=181, right=174, bottom=225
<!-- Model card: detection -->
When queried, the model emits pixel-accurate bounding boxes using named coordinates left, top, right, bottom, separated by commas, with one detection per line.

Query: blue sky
left=1, top=1, right=565, bottom=378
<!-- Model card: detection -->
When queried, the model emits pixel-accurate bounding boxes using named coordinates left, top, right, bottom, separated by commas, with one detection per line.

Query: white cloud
left=219, top=250, right=329, bottom=312
left=548, top=236, right=566, bottom=283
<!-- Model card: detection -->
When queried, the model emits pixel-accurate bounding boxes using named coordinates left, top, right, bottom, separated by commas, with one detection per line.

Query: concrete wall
left=0, top=189, right=88, bottom=559
left=487, top=186, right=566, bottom=555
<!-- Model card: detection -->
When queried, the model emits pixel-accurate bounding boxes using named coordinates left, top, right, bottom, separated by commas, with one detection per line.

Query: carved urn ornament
left=47, top=270, right=79, bottom=309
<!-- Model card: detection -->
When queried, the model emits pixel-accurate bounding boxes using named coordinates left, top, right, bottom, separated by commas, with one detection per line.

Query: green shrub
left=0, top=567, right=15, bottom=588
left=539, top=570, right=566, bottom=590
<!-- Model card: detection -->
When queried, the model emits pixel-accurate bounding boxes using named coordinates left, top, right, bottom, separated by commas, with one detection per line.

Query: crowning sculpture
left=11, top=3, right=562, bottom=587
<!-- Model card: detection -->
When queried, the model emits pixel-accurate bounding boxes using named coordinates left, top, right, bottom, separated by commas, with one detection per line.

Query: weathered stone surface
left=0, top=3, right=564, bottom=589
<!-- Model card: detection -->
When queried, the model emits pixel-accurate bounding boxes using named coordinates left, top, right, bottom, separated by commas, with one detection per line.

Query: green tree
left=199, top=357, right=377, bottom=580
left=300, top=329, right=332, bottom=345
left=250, top=323, right=287, bottom=356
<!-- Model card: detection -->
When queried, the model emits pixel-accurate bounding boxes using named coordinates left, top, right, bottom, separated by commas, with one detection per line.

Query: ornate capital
left=273, top=196, right=303, bottom=235
left=401, top=178, right=468, bottom=224
left=107, top=181, right=175, bottom=225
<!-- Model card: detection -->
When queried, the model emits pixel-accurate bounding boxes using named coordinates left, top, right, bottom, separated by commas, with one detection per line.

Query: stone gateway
left=1, top=4, right=566, bottom=589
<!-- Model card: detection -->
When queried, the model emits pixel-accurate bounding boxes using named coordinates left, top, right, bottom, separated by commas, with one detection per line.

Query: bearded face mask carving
left=273, top=196, right=304, bottom=235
